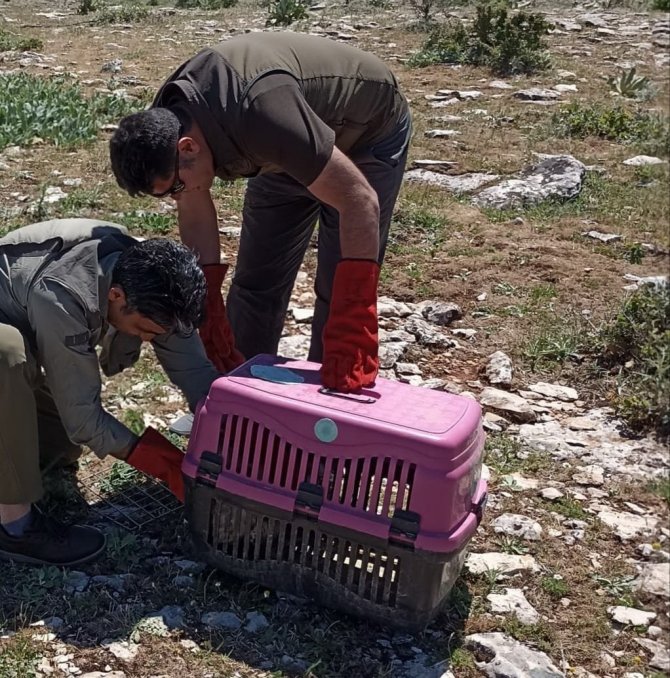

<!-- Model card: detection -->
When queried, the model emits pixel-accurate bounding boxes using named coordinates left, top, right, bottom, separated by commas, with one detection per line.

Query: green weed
left=0, top=29, right=43, bottom=52
left=0, top=74, right=142, bottom=151
left=0, top=637, right=40, bottom=678
left=450, top=647, right=476, bottom=670
left=57, top=186, right=105, bottom=215
left=176, top=0, right=238, bottom=6
left=77, top=0, right=98, bottom=13
left=609, top=67, right=653, bottom=100
left=551, top=102, right=670, bottom=156
left=99, top=461, right=143, bottom=494
left=266, top=0, right=308, bottom=26
left=652, top=0, right=670, bottom=8
left=646, top=476, right=670, bottom=506
left=409, top=4, right=550, bottom=75
left=120, top=211, right=176, bottom=235
left=541, top=575, right=569, bottom=599
left=496, top=535, right=529, bottom=555
left=552, top=496, right=589, bottom=520
left=596, top=285, right=670, bottom=437
left=523, top=326, right=583, bottom=368
left=593, top=574, right=636, bottom=605
left=501, top=618, right=554, bottom=651
left=93, top=2, right=150, bottom=24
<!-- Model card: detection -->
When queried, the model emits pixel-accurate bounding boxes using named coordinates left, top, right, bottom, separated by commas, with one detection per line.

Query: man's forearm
left=338, top=198, right=380, bottom=261
left=175, top=190, right=220, bottom=265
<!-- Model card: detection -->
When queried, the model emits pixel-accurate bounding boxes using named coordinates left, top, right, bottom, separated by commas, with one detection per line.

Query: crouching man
left=0, top=218, right=220, bottom=566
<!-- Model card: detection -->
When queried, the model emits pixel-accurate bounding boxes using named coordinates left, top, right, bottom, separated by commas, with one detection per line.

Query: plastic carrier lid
left=222, top=356, right=477, bottom=436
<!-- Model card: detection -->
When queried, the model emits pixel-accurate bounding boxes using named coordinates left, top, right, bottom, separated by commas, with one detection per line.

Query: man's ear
left=108, top=285, right=126, bottom=304
left=177, top=136, right=200, bottom=156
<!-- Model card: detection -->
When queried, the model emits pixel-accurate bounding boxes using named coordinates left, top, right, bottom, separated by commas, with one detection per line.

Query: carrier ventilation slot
left=217, top=417, right=416, bottom=518
left=208, top=503, right=401, bottom=606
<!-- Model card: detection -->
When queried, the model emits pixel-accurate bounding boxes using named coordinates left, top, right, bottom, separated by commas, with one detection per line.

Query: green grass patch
left=646, top=476, right=670, bottom=506
left=0, top=637, right=41, bottom=678
left=119, top=211, right=176, bottom=235
left=0, top=74, right=142, bottom=151
left=595, top=284, right=670, bottom=437
left=0, top=29, right=43, bottom=52
left=93, top=2, right=150, bottom=24
left=99, top=461, right=143, bottom=494
left=541, top=575, right=569, bottom=599
left=523, top=323, right=584, bottom=369
left=409, top=4, right=550, bottom=75
left=552, top=496, right=590, bottom=520
left=551, top=102, right=670, bottom=156
left=176, top=0, right=238, bottom=6
left=485, top=433, right=549, bottom=475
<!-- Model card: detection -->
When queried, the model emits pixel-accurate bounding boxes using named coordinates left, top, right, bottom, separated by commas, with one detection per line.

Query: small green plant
left=266, top=0, right=308, bottom=26
left=652, top=0, right=670, bottom=9
left=176, top=0, right=238, bottom=7
left=0, top=637, right=41, bottom=678
left=0, top=29, right=43, bottom=52
left=647, top=476, right=670, bottom=506
left=120, top=211, right=176, bottom=235
left=0, top=74, right=143, bottom=151
left=99, top=462, right=143, bottom=494
left=622, top=242, right=645, bottom=264
left=94, top=2, right=150, bottom=24
left=593, top=574, right=636, bottom=604
left=57, top=186, right=105, bottom=216
left=496, top=535, right=529, bottom=555
left=409, top=4, right=550, bottom=75
left=552, top=496, right=589, bottom=520
left=105, top=529, right=145, bottom=568
left=450, top=647, right=476, bottom=670
left=541, top=575, right=569, bottom=599
left=408, top=0, right=448, bottom=24
left=609, top=67, right=652, bottom=100
left=596, top=285, right=670, bottom=436
left=524, top=327, right=582, bottom=367
left=551, top=102, right=670, bottom=156
left=77, top=0, right=98, bottom=13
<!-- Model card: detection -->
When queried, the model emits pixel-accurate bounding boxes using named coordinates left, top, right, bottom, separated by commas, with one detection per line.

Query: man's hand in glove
left=199, top=264, right=245, bottom=373
left=126, top=427, right=185, bottom=502
left=321, top=259, right=379, bottom=393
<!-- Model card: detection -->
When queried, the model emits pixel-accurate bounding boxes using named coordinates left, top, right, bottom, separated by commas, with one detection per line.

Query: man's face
left=150, top=136, right=215, bottom=198
left=107, top=286, right=167, bottom=342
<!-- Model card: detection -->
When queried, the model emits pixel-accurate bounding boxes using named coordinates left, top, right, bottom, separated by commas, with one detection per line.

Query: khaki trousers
left=0, top=323, right=82, bottom=504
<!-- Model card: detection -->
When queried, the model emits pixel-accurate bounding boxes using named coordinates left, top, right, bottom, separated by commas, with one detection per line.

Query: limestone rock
left=513, top=88, right=561, bottom=101
left=623, top=155, right=666, bottom=166
left=465, top=552, right=540, bottom=576
left=379, top=341, right=408, bottom=369
left=583, top=230, right=622, bottom=244
left=378, top=296, right=414, bottom=318
left=105, top=642, right=139, bottom=662
left=487, top=588, right=540, bottom=625
left=405, top=169, right=499, bottom=194
left=485, top=351, right=513, bottom=387
left=278, top=334, right=310, bottom=359
left=404, top=315, right=455, bottom=348
left=635, top=638, right=670, bottom=671
left=528, top=382, right=578, bottom=402
left=201, top=611, right=242, bottom=630
left=634, top=562, right=670, bottom=598
left=572, top=465, right=605, bottom=486
left=607, top=605, right=657, bottom=627
left=502, top=473, right=538, bottom=491
left=418, top=300, right=463, bottom=325
left=539, top=487, right=564, bottom=501
left=597, top=509, right=658, bottom=541
left=493, top=513, right=543, bottom=541
left=465, top=633, right=564, bottom=677
left=480, top=388, right=536, bottom=423
left=472, top=156, right=586, bottom=211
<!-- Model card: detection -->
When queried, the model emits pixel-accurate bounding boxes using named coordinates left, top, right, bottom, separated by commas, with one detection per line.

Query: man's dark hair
left=110, top=108, right=184, bottom=197
left=112, top=238, right=206, bottom=335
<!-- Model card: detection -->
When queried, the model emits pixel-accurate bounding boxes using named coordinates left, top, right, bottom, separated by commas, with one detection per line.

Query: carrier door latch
left=196, top=451, right=223, bottom=486
left=294, top=482, right=323, bottom=519
left=389, top=509, right=421, bottom=547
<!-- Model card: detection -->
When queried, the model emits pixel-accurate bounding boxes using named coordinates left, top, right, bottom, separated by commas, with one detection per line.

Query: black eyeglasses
left=151, top=128, right=186, bottom=198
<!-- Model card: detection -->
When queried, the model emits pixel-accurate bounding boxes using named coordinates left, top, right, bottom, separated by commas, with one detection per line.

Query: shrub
left=93, top=2, right=150, bottom=24
left=652, top=0, right=670, bottom=9
left=77, top=0, right=98, bottom=13
left=409, top=4, right=551, bottom=75
left=551, top=102, right=670, bottom=156
left=597, top=284, right=670, bottom=437
left=0, top=28, right=43, bottom=52
left=176, top=0, right=238, bottom=7
left=266, top=0, right=308, bottom=25
left=608, top=67, right=653, bottom=100
left=0, top=73, right=142, bottom=151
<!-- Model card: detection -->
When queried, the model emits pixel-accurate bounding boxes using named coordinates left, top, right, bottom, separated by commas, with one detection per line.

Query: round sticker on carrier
left=250, top=365, right=304, bottom=385
left=314, top=418, right=338, bottom=443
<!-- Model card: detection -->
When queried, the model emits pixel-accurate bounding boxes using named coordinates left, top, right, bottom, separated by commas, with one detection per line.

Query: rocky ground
left=0, top=0, right=669, bottom=677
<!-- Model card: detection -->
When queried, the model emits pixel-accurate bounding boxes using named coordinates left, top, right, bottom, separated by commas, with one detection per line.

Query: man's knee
left=0, top=324, right=27, bottom=369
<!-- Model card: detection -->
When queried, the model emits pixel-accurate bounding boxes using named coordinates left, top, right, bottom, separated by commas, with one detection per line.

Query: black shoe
left=0, top=507, right=106, bottom=566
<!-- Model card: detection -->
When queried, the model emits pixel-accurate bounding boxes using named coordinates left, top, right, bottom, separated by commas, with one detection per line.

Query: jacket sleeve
left=151, top=332, right=220, bottom=411
left=27, top=278, right=138, bottom=457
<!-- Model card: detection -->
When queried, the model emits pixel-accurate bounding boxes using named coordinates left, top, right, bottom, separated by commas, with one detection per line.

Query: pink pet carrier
left=183, top=354, right=487, bottom=629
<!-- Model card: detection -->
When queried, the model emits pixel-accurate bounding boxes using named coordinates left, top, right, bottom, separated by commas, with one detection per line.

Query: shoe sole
left=0, top=536, right=107, bottom=567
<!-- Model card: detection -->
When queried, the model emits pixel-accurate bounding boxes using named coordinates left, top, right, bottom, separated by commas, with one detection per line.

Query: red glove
left=127, top=427, right=185, bottom=502
left=321, top=259, right=380, bottom=392
left=199, top=264, right=245, bottom=373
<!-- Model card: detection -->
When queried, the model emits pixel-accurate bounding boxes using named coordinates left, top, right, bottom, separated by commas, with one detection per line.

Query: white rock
left=80, top=674, right=126, bottom=678
left=418, top=300, right=463, bottom=325
left=623, top=155, right=666, bottom=166
left=465, top=633, right=564, bottom=677
left=583, top=230, right=623, bottom=243
left=424, top=129, right=461, bottom=138
left=647, top=625, right=662, bottom=638
left=472, top=155, right=586, bottom=211
left=437, top=89, right=483, bottom=100
left=635, top=638, right=670, bottom=671
left=201, top=611, right=242, bottom=630
left=489, top=80, right=513, bottom=89
left=501, top=473, right=538, bottom=491
left=513, top=88, right=561, bottom=101
left=607, top=605, right=657, bottom=627
left=278, top=334, right=310, bottom=359
left=291, top=307, right=314, bottom=322
left=105, top=642, right=138, bottom=662
left=405, top=169, right=499, bottom=194
left=452, top=328, right=477, bottom=339
left=572, top=465, right=605, bottom=486
left=597, top=510, right=658, bottom=541
left=485, top=351, right=513, bottom=387
left=379, top=341, right=408, bottom=369
left=493, top=513, right=543, bottom=541
left=528, top=382, right=578, bottom=401
left=633, top=562, right=670, bottom=598
left=480, top=388, right=536, bottom=423
left=487, top=588, right=540, bottom=625
left=404, top=315, right=455, bottom=348
left=377, top=296, right=413, bottom=318
left=465, top=552, right=540, bottom=576
left=554, top=84, right=578, bottom=93
left=539, top=487, right=564, bottom=501
left=42, top=186, right=67, bottom=204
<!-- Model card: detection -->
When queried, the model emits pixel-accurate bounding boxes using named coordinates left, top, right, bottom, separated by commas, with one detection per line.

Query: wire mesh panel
left=75, top=454, right=181, bottom=531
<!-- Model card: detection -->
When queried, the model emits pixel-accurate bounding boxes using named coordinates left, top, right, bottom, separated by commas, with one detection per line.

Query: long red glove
left=199, top=264, right=245, bottom=373
left=126, top=427, right=185, bottom=502
left=321, top=259, right=380, bottom=392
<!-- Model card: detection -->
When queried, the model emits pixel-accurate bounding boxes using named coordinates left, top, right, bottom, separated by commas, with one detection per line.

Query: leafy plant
left=266, top=0, right=308, bottom=26
left=652, top=0, right=670, bottom=8
left=551, top=102, right=670, bottom=156
left=541, top=575, right=569, bottom=599
left=77, top=0, right=98, bottom=13
left=93, top=2, right=150, bottom=24
left=552, top=496, right=589, bottom=520
left=0, top=74, right=143, bottom=151
left=120, top=211, right=176, bottom=235
left=596, top=284, right=670, bottom=436
left=593, top=574, right=636, bottom=604
left=524, top=326, right=582, bottom=367
left=496, top=535, right=529, bottom=555
left=609, top=67, right=652, bottom=100
left=408, top=0, right=448, bottom=24
left=647, top=476, right=670, bottom=506
left=99, top=461, right=143, bottom=494
left=176, top=0, right=238, bottom=7
left=0, top=637, right=40, bottom=678
left=622, top=242, right=645, bottom=264
left=409, top=4, right=551, bottom=75
left=0, top=29, right=43, bottom=52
